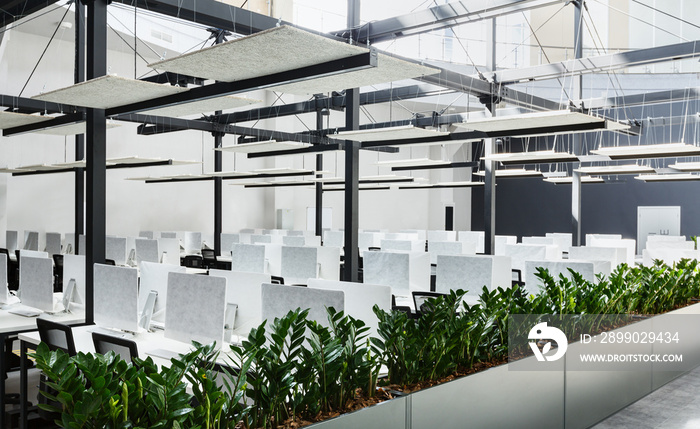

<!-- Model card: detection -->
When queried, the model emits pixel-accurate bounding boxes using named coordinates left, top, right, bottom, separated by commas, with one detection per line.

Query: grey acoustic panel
left=251, top=234, right=272, bottom=244
left=142, top=95, right=260, bottom=117
left=19, top=256, right=53, bottom=311
left=281, top=246, right=317, bottom=281
left=135, top=238, right=159, bottom=264
left=32, top=75, right=187, bottom=109
left=94, top=264, right=139, bottom=332
left=23, top=231, right=38, bottom=250
left=231, top=243, right=266, bottom=273
left=209, top=269, right=271, bottom=335
left=333, top=126, right=448, bottom=142
left=138, top=261, right=186, bottom=323
left=78, top=235, right=86, bottom=255
left=282, top=236, right=305, bottom=247
left=362, top=251, right=409, bottom=291
left=323, top=231, right=343, bottom=248
left=62, top=254, right=85, bottom=305
left=139, top=231, right=154, bottom=239
left=6, top=230, right=18, bottom=253
left=220, top=233, right=240, bottom=256
left=0, top=256, right=6, bottom=287
left=184, top=232, right=202, bottom=255
left=160, top=231, right=177, bottom=239
left=261, top=283, right=344, bottom=328
left=45, top=232, right=62, bottom=256
left=307, top=279, right=391, bottom=340
left=18, top=249, right=48, bottom=259
left=0, top=110, right=52, bottom=129
left=428, top=241, right=463, bottom=264
left=105, top=236, right=128, bottom=265
left=380, top=239, right=413, bottom=251
left=165, top=272, right=227, bottom=346
left=157, top=238, right=181, bottom=265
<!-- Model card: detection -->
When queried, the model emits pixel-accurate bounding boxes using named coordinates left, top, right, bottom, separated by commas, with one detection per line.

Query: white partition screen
left=165, top=273, right=227, bottom=346
left=231, top=243, right=266, bottom=273
left=63, top=254, right=86, bottom=304
left=362, top=251, right=410, bottom=291
left=209, top=269, right=271, bottom=335
left=105, top=236, right=128, bottom=265
left=139, top=261, right=186, bottom=323
left=135, top=238, right=159, bottom=264
left=261, top=283, right=344, bottom=328
left=45, top=232, right=62, bottom=256
left=94, top=264, right=139, bottom=332
left=281, top=246, right=317, bottom=281
left=184, top=232, right=202, bottom=255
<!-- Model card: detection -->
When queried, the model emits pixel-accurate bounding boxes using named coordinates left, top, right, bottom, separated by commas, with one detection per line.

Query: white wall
left=1, top=16, right=474, bottom=237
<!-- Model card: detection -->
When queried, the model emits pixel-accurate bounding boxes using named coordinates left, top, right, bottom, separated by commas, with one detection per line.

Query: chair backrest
left=201, top=249, right=217, bottom=261
left=52, top=254, right=64, bottom=269
left=92, top=332, right=139, bottom=363
left=184, top=255, right=204, bottom=268
left=412, top=291, right=446, bottom=314
left=37, top=318, right=77, bottom=356
left=104, top=259, right=116, bottom=266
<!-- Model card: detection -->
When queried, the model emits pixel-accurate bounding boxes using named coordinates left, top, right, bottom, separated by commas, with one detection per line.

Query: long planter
left=307, top=302, right=700, bottom=429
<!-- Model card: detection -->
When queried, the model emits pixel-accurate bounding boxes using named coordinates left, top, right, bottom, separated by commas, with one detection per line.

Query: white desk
left=0, top=306, right=84, bottom=429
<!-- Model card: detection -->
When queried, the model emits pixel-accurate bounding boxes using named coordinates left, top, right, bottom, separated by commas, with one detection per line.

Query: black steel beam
left=325, top=186, right=389, bottom=192
left=333, top=0, right=563, bottom=45
left=2, top=112, right=84, bottom=136
left=244, top=182, right=315, bottom=188
left=105, top=51, right=377, bottom=117
left=391, top=161, right=478, bottom=171
left=85, top=0, right=109, bottom=326
left=315, top=109, right=324, bottom=238
left=74, top=0, right=85, bottom=256
left=246, top=143, right=342, bottom=159
left=111, top=0, right=288, bottom=35
left=142, top=72, right=204, bottom=87
left=146, top=170, right=315, bottom=184
left=398, top=183, right=484, bottom=189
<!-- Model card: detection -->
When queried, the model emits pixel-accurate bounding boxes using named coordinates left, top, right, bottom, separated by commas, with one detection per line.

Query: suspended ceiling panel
left=399, top=181, right=485, bottom=189
left=149, top=26, right=438, bottom=95
left=544, top=176, right=605, bottom=184
left=591, top=143, right=700, bottom=160
left=454, top=110, right=605, bottom=132
left=142, top=95, right=260, bottom=117
left=574, top=165, right=655, bottom=175
left=635, top=173, right=700, bottom=182
left=216, top=140, right=312, bottom=153
left=106, top=156, right=199, bottom=166
left=0, top=111, right=52, bottom=130
left=32, top=75, right=187, bottom=109
left=376, top=158, right=451, bottom=168
left=474, top=169, right=543, bottom=178
left=670, top=162, right=700, bottom=172
left=482, top=150, right=578, bottom=165
left=332, top=125, right=449, bottom=142
left=34, top=121, right=120, bottom=136
left=0, top=167, right=29, bottom=173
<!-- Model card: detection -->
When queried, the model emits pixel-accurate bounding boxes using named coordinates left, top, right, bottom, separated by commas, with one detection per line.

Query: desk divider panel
left=78, top=235, right=86, bottom=256
left=135, top=238, right=159, bottom=264
left=381, top=239, right=423, bottom=252
left=323, top=231, right=344, bottom=248
left=281, top=246, right=317, bottom=282
left=0, top=257, right=7, bottom=302
left=435, top=255, right=512, bottom=297
left=157, top=238, right=181, bottom=265
left=184, top=232, right=202, bottom=255
left=19, top=256, right=53, bottom=311
left=588, top=238, right=636, bottom=265
left=282, top=236, right=306, bottom=247
left=105, top=236, right=128, bottom=265
left=305, top=236, right=321, bottom=247
left=94, top=264, right=139, bottom=332
left=165, top=272, right=227, bottom=346
left=160, top=231, right=177, bottom=239
left=231, top=243, right=266, bottom=273
left=18, top=249, right=48, bottom=259
left=23, top=231, right=39, bottom=251
left=6, top=230, right=18, bottom=253
left=401, top=229, right=427, bottom=241
left=494, top=235, right=518, bottom=256
left=261, top=283, right=344, bottom=328
left=568, top=246, right=621, bottom=269
left=428, top=241, right=465, bottom=264
left=287, top=230, right=305, bottom=236
left=45, top=232, right=62, bottom=256
left=63, top=254, right=86, bottom=305
left=362, top=251, right=410, bottom=292
left=64, top=233, right=75, bottom=254
left=316, top=246, right=340, bottom=280
left=585, top=233, right=621, bottom=246
left=307, top=279, right=390, bottom=339
left=524, top=260, right=612, bottom=295
left=139, top=231, right=154, bottom=239
left=546, top=233, right=573, bottom=252
left=642, top=248, right=700, bottom=267
left=209, top=269, right=271, bottom=335
left=427, top=230, right=456, bottom=242
left=358, top=232, right=379, bottom=251
left=646, top=240, right=694, bottom=251
left=138, top=261, right=186, bottom=323
left=458, top=231, right=485, bottom=253
left=220, top=233, right=240, bottom=256
left=251, top=234, right=272, bottom=245
left=504, top=244, right=550, bottom=273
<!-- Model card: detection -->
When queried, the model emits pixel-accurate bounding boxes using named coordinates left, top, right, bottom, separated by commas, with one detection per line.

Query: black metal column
left=342, top=0, right=361, bottom=281
left=74, top=0, right=85, bottom=254
left=571, top=0, right=583, bottom=246
left=85, top=0, right=108, bottom=325
left=214, top=125, right=223, bottom=255
left=483, top=18, right=497, bottom=255
left=315, top=108, right=325, bottom=237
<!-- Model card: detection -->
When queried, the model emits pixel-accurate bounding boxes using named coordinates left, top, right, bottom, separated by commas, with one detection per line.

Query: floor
left=593, top=365, right=700, bottom=428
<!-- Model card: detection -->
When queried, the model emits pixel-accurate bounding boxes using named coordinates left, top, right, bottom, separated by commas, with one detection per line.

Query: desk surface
left=0, top=305, right=84, bottom=334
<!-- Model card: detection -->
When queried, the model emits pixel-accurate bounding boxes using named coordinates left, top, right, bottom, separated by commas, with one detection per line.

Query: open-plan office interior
left=1, top=0, right=700, bottom=428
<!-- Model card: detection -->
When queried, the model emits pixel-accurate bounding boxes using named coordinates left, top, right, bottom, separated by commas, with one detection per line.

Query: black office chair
left=53, top=254, right=64, bottom=293
left=270, top=276, right=284, bottom=285
left=104, top=259, right=116, bottom=266
left=512, top=269, right=525, bottom=288
left=391, top=294, right=415, bottom=318
left=201, top=249, right=218, bottom=270
left=92, top=332, right=139, bottom=364
left=183, top=255, right=204, bottom=269
left=412, top=291, right=446, bottom=316
left=36, top=319, right=77, bottom=422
